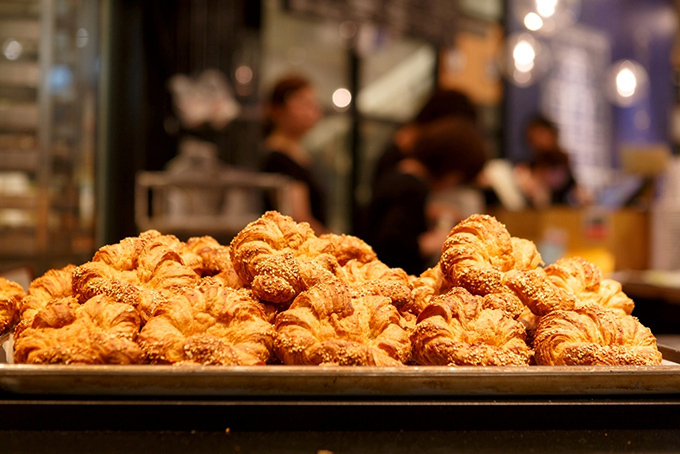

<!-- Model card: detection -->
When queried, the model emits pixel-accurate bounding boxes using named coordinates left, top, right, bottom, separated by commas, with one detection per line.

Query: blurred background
left=2, top=1, right=680, bottom=332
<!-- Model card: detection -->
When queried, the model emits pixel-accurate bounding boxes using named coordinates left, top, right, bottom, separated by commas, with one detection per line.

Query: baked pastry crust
left=339, top=259, right=413, bottom=310
left=408, top=264, right=453, bottom=316
left=533, top=304, right=661, bottom=366
left=185, top=236, right=244, bottom=288
left=0, top=277, right=25, bottom=336
left=73, top=234, right=200, bottom=323
left=138, top=280, right=275, bottom=365
left=14, top=294, right=144, bottom=364
left=440, top=214, right=574, bottom=316
left=14, top=265, right=75, bottom=338
left=274, top=278, right=412, bottom=366
left=230, top=211, right=339, bottom=304
left=411, top=287, right=532, bottom=366
left=545, top=256, right=634, bottom=315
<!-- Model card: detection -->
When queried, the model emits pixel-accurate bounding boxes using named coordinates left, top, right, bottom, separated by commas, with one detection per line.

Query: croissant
left=502, top=268, right=576, bottom=316
left=14, top=265, right=75, bottom=338
left=440, top=214, right=543, bottom=296
left=0, top=277, right=25, bottom=336
left=545, top=257, right=634, bottom=315
left=72, top=236, right=200, bottom=322
left=533, top=304, right=662, bottom=366
left=138, top=280, right=275, bottom=365
left=274, top=278, right=412, bottom=366
left=316, top=233, right=377, bottom=265
left=408, top=264, right=453, bottom=316
left=14, top=294, right=144, bottom=364
left=338, top=259, right=413, bottom=310
left=185, top=236, right=244, bottom=288
left=411, top=287, right=532, bottom=366
left=230, top=211, right=338, bottom=303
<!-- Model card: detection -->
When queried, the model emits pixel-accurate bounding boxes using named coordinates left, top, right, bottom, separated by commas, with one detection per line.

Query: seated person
left=365, top=116, right=488, bottom=275
left=514, top=114, right=591, bottom=208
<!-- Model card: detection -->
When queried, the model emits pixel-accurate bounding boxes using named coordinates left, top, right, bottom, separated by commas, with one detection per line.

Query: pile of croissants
left=0, top=211, right=663, bottom=367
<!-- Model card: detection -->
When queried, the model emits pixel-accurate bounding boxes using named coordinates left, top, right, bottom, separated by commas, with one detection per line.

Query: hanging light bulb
left=514, top=0, right=581, bottom=35
left=500, top=33, right=551, bottom=87
left=605, top=59, right=649, bottom=107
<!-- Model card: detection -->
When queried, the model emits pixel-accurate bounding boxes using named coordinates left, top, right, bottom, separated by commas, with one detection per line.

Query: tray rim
left=1, top=344, right=679, bottom=399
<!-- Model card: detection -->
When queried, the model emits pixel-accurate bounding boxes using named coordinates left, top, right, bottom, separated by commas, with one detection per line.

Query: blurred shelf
left=0, top=149, right=40, bottom=171
left=0, top=194, right=38, bottom=210
left=0, top=0, right=100, bottom=276
left=0, top=228, right=38, bottom=255
left=0, top=18, right=40, bottom=39
left=0, top=62, right=40, bottom=88
left=0, top=102, right=38, bottom=131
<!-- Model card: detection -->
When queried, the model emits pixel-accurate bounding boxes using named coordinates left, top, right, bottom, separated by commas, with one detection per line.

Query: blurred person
left=365, top=116, right=488, bottom=275
left=371, top=88, right=479, bottom=191
left=261, top=74, right=326, bottom=233
left=514, top=114, right=590, bottom=208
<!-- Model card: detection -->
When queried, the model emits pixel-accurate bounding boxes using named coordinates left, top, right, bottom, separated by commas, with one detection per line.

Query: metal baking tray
left=1, top=343, right=679, bottom=398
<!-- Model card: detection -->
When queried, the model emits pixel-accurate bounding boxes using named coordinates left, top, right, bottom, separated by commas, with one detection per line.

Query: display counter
left=491, top=207, right=649, bottom=271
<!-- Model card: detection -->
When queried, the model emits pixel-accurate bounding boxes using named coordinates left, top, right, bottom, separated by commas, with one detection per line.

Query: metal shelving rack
left=0, top=0, right=100, bottom=275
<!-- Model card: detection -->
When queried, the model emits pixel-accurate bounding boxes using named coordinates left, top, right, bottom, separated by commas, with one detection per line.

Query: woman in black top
left=261, top=75, right=326, bottom=233
left=366, top=116, right=488, bottom=275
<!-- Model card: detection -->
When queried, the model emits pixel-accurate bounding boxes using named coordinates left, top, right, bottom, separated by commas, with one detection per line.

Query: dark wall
left=103, top=0, right=262, bottom=244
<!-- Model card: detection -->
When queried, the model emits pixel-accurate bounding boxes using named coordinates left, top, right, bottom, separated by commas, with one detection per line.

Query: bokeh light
left=332, top=88, right=352, bottom=109
left=606, top=59, right=649, bottom=107
left=500, top=33, right=551, bottom=87
left=514, top=0, right=581, bottom=35
left=2, top=39, right=22, bottom=60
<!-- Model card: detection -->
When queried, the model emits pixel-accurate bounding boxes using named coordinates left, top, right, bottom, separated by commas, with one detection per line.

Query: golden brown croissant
left=338, top=259, right=413, bottom=309
left=274, top=278, right=412, bottom=366
left=0, top=277, right=25, bottom=336
left=14, top=265, right=75, bottom=338
left=230, top=211, right=338, bottom=303
left=502, top=268, right=576, bottom=316
left=138, top=280, right=275, bottom=365
left=316, top=233, right=377, bottom=265
left=410, top=287, right=532, bottom=366
left=185, top=236, right=244, bottom=288
left=545, top=257, right=634, bottom=315
left=408, top=264, right=453, bottom=316
left=73, top=236, right=200, bottom=322
left=13, top=294, right=144, bottom=364
left=533, top=304, right=662, bottom=366
left=439, top=214, right=543, bottom=296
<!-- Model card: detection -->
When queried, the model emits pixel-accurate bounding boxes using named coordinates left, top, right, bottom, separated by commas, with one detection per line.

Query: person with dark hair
left=371, top=89, right=479, bottom=191
left=524, top=114, right=560, bottom=154
left=515, top=113, right=589, bottom=207
left=365, top=116, right=488, bottom=274
left=260, top=74, right=326, bottom=233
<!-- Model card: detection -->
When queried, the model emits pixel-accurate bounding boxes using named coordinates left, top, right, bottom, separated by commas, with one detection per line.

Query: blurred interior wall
left=504, top=0, right=676, bottom=190
left=103, top=0, right=261, bottom=244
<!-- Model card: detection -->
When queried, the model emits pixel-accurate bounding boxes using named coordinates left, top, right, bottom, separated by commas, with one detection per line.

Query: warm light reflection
left=616, top=67, right=637, bottom=98
left=235, top=65, right=253, bottom=84
left=2, top=39, right=22, bottom=60
left=536, top=0, right=558, bottom=17
left=513, top=40, right=536, bottom=72
left=332, top=88, right=352, bottom=108
left=524, top=12, right=544, bottom=31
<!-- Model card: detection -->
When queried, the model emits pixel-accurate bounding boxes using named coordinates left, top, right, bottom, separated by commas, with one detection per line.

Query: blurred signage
left=284, top=0, right=460, bottom=44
